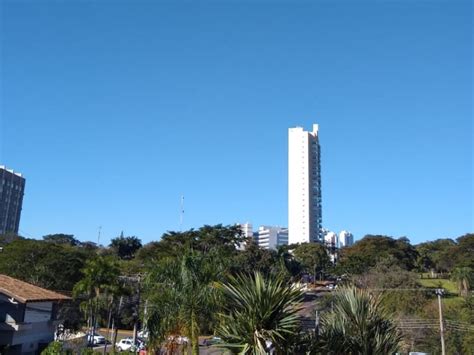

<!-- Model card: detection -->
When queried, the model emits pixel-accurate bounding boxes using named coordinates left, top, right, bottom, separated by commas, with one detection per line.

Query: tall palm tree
left=73, top=256, right=121, bottom=338
left=451, top=267, right=473, bottom=297
left=145, top=249, right=221, bottom=355
left=216, top=272, right=303, bottom=354
left=319, top=287, right=402, bottom=354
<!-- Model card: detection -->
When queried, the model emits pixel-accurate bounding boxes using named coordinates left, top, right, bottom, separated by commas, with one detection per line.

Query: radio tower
left=180, top=196, right=184, bottom=231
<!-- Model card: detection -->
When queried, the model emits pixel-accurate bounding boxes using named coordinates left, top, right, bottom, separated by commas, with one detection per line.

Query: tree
left=158, top=224, right=242, bottom=258
left=319, top=287, right=403, bottom=354
left=216, top=272, right=303, bottom=354
left=454, top=234, right=474, bottom=269
left=0, top=238, right=89, bottom=291
left=145, top=249, right=222, bottom=355
left=110, top=233, right=142, bottom=260
left=415, top=238, right=457, bottom=273
left=292, top=243, right=330, bottom=282
left=231, top=240, right=278, bottom=276
left=351, top=258, right=430, bottom=315
left=73, top=256, right=122, bottom=337
left=451, top=267, right=473, bottom=297
left=43, top=233, right=80, bottom=246
left=337, top=235, right=418, bottom=275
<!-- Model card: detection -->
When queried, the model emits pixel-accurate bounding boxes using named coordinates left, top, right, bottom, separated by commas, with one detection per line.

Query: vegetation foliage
left=0, top=229, right=472, bottom=354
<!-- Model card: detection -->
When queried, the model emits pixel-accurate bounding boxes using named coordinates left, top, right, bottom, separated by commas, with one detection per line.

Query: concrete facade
left=339, top=230, right=354, bottom=247
left=256, top=226, right=288, bottom=250
left=0, top=166, right=26, bottom=235
left=288, top=125, right=322, bottom=244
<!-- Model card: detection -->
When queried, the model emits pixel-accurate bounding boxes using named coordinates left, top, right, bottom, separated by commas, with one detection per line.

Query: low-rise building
left=255, top=226, right=288, bottom=250
left=0, top=274, right=70, bottom=354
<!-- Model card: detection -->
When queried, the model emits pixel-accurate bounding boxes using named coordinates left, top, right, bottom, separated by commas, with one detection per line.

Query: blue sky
left=1, top=0, right=472, bottom=245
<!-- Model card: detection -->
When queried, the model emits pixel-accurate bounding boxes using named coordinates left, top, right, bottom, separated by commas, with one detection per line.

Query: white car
left=87, top=333, right=106, bottom=345
left=167, top=335, right=189, bottom=345
left=116, top=338, right=140, bottom=352
left=138, top=329, right=149, bottom=339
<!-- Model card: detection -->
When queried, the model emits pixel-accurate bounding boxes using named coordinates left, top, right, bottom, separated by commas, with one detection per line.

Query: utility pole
left=315, top=310, right=320, bottom=337
left=111, top=296, right=123, bottom=350
left=132, top=275, right=141, bottom=347
left=436, top=288, right=446, bottom=355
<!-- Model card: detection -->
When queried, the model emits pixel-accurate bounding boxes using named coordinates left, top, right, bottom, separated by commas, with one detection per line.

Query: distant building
left=339, top=230, right=354, bottom=248
left=0, top=166, right=26, bottom=235
left=323, top=230, right=338, bottom=248
left=240, top=223, right=253, bottom=240
left=237, top=223, right=254, bottom=250
left=288, top=125, right=322, bottom=244
left=0, top=274, right=70, bottom=354
left=256, top=226, right=288, bottom=250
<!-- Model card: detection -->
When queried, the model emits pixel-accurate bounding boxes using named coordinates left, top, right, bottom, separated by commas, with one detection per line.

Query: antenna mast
left=97, top=226, right=102, bottom=246
left=180, top=196, right=184, bottom=231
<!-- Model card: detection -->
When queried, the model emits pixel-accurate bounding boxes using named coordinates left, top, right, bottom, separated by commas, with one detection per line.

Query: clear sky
left=1, top=0, right=472, bottom=246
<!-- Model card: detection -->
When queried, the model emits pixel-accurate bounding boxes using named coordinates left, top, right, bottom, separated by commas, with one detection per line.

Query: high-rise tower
left=288, top=124, right=322, bottom=244
left=0, top=166, right=26, bottom=235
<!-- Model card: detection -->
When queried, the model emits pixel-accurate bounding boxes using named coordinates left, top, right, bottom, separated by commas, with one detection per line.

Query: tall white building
left=288, top=124, right=322, bottom=244
left=256, top=226, right=288, bottom=250
left=323, top=230, right=338, bottom=248
left=339, top=230, right=354, bottom=248
left=239, top=223, right=253, bottom=239
left=237, top=223, right=254, bottom=250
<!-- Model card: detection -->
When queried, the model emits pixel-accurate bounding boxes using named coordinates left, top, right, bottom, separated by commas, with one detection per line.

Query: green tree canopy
left=110, top=233, right=142, bottom=260
left=415, top=238, right=457, bottom=272
left=43, top=233, right=80, bottom=246
left=73, top=255, right=122, bottom=336
left=0, top=238, right=89, bottom=291
left=292, top=242, right=330, bottom=280
left=337, top=235, right=418, bottom=274
left=231, top=240, right=278, bottom=276
left=451, top=267, right=473, bottom=297
left=158, top=224, right=242, bottom=257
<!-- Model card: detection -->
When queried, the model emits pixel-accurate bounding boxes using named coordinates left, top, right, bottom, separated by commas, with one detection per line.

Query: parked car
left=116, top=338, right=143, bottom=352
left=138, top=329, right=149, bottom=339
left=167, top=335, right=189, bottom=345
left=87, top=333, right=106, bottom=345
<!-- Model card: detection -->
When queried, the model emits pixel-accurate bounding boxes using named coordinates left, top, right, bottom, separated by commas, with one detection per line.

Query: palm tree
left=145, top=249, right=221, bottom=355
left=73, top=256, right=121, bottom=339
left=451, top=267, right=473, bottom=297
left=216, top=272, right=303, bottom=354
left=319, top=286, right=402, bottom=354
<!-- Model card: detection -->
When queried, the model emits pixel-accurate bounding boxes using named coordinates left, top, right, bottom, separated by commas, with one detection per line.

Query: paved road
left=91, top=330, right=225, bottom=354
left=92, top=345, right=224, bottom=354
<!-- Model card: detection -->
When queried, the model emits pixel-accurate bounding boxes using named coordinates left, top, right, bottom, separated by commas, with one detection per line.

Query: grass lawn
left=418, top=278, right=465, bottom=308
left=418, top=278, right=458, bottom=294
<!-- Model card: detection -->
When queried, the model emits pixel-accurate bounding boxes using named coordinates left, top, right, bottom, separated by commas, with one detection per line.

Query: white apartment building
left=288, top=124, right=322, bottom=244
left=323, top=230, right=338, bottom=248
left=339, top=230, right=354, bottom=247
left=256, top=226, right=288, bottom=250
left=237, top=223, right=254, bottom=250
left=239, top=223, right=253, bottom=239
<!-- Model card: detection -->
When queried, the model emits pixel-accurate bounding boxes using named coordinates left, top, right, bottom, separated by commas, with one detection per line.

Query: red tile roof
left=0, top=274, right=71, bottom=303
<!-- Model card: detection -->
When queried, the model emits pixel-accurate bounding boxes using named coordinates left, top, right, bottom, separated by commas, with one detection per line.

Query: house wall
left=0, top=296, right=56, bottom=355
left=0, top=294, right=25, bottom=323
